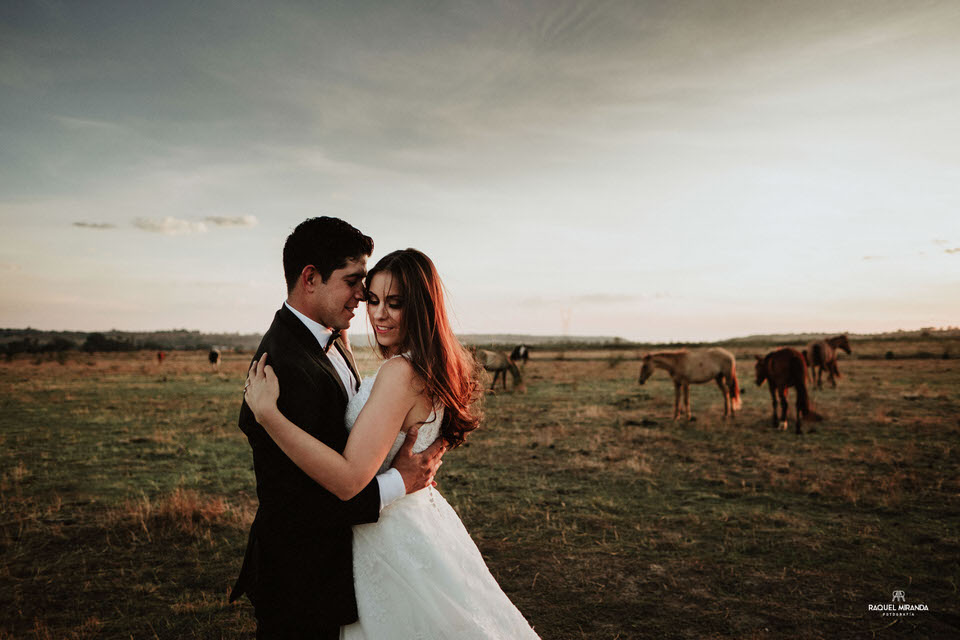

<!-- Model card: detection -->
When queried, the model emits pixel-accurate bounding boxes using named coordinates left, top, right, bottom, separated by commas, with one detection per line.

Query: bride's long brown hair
left=365, top=249, right=482, bottom=448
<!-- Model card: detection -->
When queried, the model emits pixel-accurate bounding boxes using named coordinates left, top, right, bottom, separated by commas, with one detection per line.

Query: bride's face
left=366, top=271, right=405, bottom=355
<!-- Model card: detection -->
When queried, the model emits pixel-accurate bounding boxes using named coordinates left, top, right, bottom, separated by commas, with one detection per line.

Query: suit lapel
left=276, top=306, right=349, bottom=402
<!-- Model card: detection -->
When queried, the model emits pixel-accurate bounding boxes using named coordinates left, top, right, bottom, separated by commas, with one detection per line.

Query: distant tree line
left=1, top=333, right=179, bottom=355
left=2, top=336, right=79, bottom=355
left=1, top=328, right=264, bottom=354
left=1, top=325, right=958, bottom=357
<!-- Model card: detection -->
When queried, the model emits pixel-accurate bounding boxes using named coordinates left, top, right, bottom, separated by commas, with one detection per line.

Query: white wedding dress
left=340, top=359, right=540, bottom=640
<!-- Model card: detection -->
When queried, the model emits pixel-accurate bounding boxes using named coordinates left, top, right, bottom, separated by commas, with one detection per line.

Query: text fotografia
left=867, top=591, right=929, bottom=617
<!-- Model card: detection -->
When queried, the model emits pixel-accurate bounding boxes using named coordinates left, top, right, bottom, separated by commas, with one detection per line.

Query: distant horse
left=510, top=344, right=529, bottom=369
left=477, top=349, right=526, bottom=392
left=208, top=348, right=221, bottom=372
left=805, top=334, right=851, bottom=389
left=755, top=347, right=822, bottom=434
left=637, top=348, right=742, bottom=421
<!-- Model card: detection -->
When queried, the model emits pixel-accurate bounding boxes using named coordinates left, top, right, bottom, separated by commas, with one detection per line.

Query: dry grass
left=106, top=487, right=246, bottom=538
left=1, top=350, right=959, bottom=638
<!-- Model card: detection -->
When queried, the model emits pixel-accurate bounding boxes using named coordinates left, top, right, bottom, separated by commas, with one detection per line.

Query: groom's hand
left=391, top=426, right=446, bottom=494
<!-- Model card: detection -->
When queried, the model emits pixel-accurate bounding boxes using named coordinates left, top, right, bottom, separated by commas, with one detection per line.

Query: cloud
left=204, top=215, right=258, bottom=228
left=130, top=216, right=256, bottom=235
left=862, top=255, right=885, bottom=261
left=568, top=293, right=671, bottom=304
left=133, top=217, right=208, bottom=235
left=0, top=263, right=22, bottom=273
left=518, top=292, right=671, bottom=307
left=73, top=221, right=117, bottom=230
left=946, top=248, right=960, bottom=255
left=52, top=115, right=124, bottom=131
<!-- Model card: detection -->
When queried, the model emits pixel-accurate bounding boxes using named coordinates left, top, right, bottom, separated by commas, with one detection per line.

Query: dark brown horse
left=755, top=348, right=821, bottom=434
left=509, top=344, right=529, bottom=369
left=805, top=334, right=851, bottom=389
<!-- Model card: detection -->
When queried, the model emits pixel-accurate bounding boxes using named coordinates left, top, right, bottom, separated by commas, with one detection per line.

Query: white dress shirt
left=284, top=302, right=405, bottom=510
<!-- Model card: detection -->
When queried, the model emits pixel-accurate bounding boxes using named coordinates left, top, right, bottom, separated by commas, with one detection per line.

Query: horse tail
left=795, top=380, right=823, bottom=420
left=812, top=343, right=826, bottom=366
left=796, top=380, right=810, bottom=416
left=728, top=361, right=742, bottom=411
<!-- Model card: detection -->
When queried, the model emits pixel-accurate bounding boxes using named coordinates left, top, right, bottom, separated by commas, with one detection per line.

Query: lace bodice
left=344, top=358, right=443, bottom=474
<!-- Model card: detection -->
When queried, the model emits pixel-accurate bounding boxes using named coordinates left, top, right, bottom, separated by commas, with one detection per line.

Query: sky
left=2, top=0, right=958, bottom=342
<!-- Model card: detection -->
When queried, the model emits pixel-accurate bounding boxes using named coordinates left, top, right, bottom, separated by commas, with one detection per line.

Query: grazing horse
left=509, top=344, right=529, bottom=369
left=476, top=349, right=526, bottom=392
left=208, top=348, right=221, bottom=372
left=755, top=348, right=821, bottom=434
left=805, top=334, right=851, bottom=389
left=637, top=348, right=742, bottom=421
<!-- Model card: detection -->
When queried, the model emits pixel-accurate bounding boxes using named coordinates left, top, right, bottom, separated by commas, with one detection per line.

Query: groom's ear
left=301, top=265, right=321, bottom=291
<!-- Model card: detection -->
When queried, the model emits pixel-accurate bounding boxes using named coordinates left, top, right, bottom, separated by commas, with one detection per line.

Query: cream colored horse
left=638, top=348, right=742, bottom=420
left=476, top=349, right=526, bottom=392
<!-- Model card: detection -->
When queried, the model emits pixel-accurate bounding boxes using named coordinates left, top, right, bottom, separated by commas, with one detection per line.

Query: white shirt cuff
left=376, top=468, right=406, bottom=511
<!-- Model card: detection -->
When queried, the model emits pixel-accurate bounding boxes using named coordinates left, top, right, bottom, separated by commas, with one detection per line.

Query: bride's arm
left=245, top=354, right=419, bottom=500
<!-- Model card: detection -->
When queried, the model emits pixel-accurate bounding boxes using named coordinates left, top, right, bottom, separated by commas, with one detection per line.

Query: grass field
left=1, top=345, right=958, bottom=639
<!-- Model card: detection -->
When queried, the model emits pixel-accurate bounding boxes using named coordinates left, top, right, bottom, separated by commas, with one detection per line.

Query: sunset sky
left=2, top=1, right=958, bottom=341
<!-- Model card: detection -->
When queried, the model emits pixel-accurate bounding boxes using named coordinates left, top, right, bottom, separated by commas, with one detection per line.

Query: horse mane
left=827, top=334, right=850, bottom=349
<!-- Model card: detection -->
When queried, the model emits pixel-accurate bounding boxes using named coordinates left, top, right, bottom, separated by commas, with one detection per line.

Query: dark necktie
left=324, top=330, right=341, bottom=353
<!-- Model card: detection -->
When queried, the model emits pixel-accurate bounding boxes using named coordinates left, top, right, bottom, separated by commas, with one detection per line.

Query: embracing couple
left=229, top=217, right=539, bottom=639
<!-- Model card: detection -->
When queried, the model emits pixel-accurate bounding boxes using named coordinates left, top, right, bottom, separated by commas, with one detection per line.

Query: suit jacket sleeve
left=243, top=358, right=381, bottom=529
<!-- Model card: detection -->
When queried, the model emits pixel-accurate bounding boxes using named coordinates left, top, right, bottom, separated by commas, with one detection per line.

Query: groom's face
left=309, top=256, right=368, bottom=330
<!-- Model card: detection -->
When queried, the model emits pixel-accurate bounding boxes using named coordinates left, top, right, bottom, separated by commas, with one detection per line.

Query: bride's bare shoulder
left=371, top=356, right=418, bottom=391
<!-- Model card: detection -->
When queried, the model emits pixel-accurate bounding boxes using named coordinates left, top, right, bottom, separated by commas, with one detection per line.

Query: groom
left=230, top=217, right=444, bottom=638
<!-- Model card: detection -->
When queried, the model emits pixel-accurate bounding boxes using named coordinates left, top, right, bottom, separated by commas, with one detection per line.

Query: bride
left=244, top=248, right=540, bottom=639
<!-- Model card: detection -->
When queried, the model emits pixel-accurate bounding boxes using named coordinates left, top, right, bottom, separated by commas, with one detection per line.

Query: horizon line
left=3, top=325, right=958, bottom=345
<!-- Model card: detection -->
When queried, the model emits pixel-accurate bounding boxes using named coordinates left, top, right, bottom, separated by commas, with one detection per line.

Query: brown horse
left=805, top=334, right=851, bottom=389
left=477, top=349, right=526, bottom=392
left=638, top=348, right=742, bottom=421
left=755, top=348, right=821, bottom=434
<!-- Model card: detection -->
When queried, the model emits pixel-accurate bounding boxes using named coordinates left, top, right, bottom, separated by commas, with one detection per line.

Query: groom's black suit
left=230, top=305, right=381, bottom=634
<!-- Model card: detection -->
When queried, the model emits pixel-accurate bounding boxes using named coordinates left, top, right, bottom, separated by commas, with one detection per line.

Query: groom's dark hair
left=283, top=217, right=374, bottom=292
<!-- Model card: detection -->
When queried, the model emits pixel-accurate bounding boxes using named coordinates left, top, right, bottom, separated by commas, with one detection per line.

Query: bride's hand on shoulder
left=244, top=353, right=280, bottom=423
